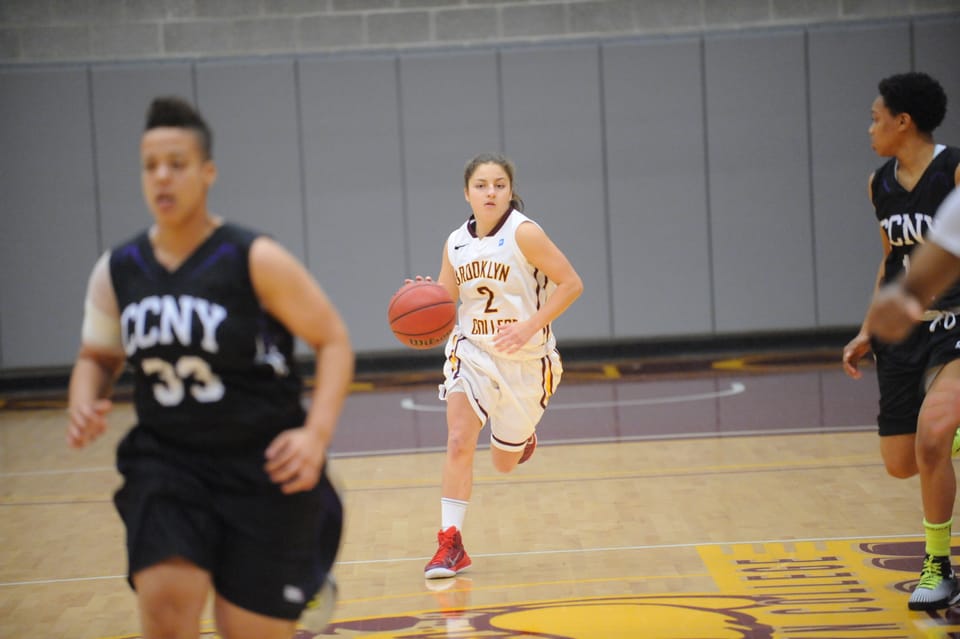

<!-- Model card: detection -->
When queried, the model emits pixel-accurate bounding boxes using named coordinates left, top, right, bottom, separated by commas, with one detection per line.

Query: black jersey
left=109, top=223, right=305, bottom=449
left=872, top=145, right=960, bottom=309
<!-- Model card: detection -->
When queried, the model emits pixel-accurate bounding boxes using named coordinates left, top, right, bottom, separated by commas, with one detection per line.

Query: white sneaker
left=299, top=574, right=338, bottom=632
left=908, top=554, right=960, bottom=611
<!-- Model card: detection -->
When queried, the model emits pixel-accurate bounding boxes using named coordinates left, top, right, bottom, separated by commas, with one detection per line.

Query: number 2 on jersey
left=477, top=285, right=499, bottom=314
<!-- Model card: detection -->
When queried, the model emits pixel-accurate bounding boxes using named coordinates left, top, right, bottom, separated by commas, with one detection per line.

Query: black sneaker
left=908, top=554, right=960, bottom=611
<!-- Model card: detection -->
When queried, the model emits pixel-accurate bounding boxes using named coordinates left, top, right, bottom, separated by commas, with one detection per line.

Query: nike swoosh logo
left=454, top=243, right=469, bottom=250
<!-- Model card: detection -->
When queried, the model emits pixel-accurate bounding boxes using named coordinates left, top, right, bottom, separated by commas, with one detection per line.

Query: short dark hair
left=878, top=72, right=947, bottom=135
left=144, top=96, right=213, bottom=159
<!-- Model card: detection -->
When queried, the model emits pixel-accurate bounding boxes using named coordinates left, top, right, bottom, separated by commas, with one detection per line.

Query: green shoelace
left=918, top=555, right=946, bottom=589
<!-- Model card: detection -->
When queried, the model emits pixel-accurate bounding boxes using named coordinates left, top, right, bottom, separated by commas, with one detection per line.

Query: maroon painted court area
left=327, top=349, right=880, bottom=457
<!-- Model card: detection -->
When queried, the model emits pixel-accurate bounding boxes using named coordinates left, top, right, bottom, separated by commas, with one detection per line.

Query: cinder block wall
left=1, top=0, right=958, bottom=63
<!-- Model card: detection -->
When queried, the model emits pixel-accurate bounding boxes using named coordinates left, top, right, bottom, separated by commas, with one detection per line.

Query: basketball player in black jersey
left=66, top=97, right=354, bottom=638
left=867, top=187, right=960, bottom=341
left=842, top=72, right=960, bottom=611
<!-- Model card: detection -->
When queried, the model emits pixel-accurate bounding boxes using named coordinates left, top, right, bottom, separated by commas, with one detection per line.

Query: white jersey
left=445, top=209, right=557, bottom=360
left=929, top=186, right=960, bottom=257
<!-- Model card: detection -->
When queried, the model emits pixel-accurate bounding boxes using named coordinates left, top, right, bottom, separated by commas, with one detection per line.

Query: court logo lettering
left=296, top=540, right=960, bottom=638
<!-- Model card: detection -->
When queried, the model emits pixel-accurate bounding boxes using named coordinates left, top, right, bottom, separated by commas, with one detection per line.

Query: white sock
left=441, top=497, right=468, bottom=532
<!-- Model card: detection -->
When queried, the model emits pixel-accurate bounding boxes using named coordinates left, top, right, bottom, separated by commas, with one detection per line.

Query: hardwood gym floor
left=3, top=347, right=959, bottom=638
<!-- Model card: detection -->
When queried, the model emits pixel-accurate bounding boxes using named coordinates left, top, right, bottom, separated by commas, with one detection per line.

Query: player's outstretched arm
left=67, top=253, right=124, bottom=449
left=494, top=222, right=583, bottom=354
left=843, top=174, right=890, bottom=378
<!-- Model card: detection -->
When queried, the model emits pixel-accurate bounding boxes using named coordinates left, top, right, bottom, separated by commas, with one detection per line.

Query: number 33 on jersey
left=110, top=225, right=303, bottom=446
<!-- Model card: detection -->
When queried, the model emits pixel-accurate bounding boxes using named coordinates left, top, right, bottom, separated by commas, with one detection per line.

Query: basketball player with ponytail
left=412, top=153, right=583, bottom=579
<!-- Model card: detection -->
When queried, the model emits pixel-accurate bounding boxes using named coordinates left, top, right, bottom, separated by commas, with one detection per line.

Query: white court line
left=0, top=532, right=925, bottom=586
left=0, top=380, right=856, bottom=474
left=400, top=381, right=747, bottom=412
left=0, top=381, right=867, bottom=472
left=0, top=423, right=878, bottom=473
left=0, top=466, right=115, bottom=477
left=0, top=574, right=125, bottom=587
left=328, top=424, right=877, bottom=459
left=336, top=532, right=927, bottom=566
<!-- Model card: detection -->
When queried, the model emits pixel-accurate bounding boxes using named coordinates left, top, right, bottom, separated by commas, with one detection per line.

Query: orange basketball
left=388, top=281, right=456, bottom=350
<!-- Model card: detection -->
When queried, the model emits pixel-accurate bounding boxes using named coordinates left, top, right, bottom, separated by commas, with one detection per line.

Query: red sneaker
left=424, top=527, right=472, bottom=579
left=518, top=432, right=537, bottom=464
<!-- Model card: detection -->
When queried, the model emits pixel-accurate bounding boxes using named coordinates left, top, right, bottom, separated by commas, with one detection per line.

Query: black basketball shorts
left=873, top=317, right=960, bottom=437
left=113, top=425, right=343, bottom=620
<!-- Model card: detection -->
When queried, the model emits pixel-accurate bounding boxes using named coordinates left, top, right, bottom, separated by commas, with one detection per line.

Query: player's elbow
left=566, top=274, right=584, bottom=301
left=76, top=345, right=125, bottom=379
left=330, top=318, right=353, bottom=354
left=313, top=320, right=354, bottom=365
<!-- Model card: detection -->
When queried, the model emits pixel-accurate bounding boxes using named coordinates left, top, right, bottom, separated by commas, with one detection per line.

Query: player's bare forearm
left=66, top=350, right=121, bottom=448
left=304, top=333, right=354, bottom=448
left=68, top=348, right=122, bottom=404
left=539, top=278, right=583, bottom=328
left=496, top=279, right=583, bottom=354
left=864, top=284, right=923, bottom=343
left=902, top=242, right=960, bottom=307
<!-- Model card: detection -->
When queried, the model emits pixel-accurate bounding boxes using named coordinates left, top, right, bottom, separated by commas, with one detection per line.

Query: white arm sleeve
left=928, top=187, right=960, bottom=257
left=80, top=251, right=122, bottom=350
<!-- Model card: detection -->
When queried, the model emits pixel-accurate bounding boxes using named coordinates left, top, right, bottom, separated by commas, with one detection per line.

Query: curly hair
left=878, top=72, right=948, bottom=135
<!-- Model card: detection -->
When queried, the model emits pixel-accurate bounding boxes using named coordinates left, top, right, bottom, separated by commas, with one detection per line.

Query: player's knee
left=133, top=563, right=207, bottom=636
left=137, top=591, right=202, bottom=637
left=489, top=445, right=522, bottom=474
left=491, top=454, right=517, bottom=474
left=884, top=460, right=917, bottom=479
left=882, top=449, right=917, bottom=478
left=446, top=428, right=477, bottom=460
left=880, top=437, right=918, bottom=478
left=914, top=433, right=948, bottom=469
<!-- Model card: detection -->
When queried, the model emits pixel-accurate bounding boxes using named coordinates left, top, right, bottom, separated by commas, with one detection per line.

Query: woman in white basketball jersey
left=418, top=153, right=583, bottom=579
